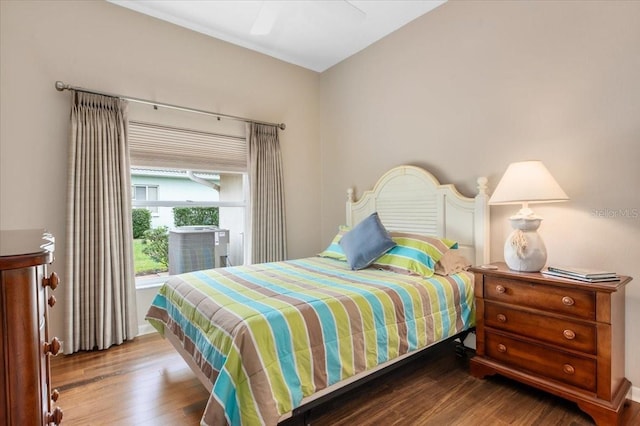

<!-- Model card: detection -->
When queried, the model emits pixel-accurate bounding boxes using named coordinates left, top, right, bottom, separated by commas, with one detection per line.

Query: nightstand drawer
left=484, top=276, right=595, bottom=320
left=484, top=302, right=597, bottom=354
left=485, top=331, right=596, bottom=392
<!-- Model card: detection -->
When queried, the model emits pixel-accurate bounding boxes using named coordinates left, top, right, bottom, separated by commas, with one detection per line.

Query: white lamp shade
left=489, top=161, right=569, bottom=205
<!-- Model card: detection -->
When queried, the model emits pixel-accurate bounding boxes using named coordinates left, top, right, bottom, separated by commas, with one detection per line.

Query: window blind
left=128, top=121, right=247, bottom=172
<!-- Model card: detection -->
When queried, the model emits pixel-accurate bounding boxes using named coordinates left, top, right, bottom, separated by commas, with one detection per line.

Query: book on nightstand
left=542, top=266, right=620, bottom=282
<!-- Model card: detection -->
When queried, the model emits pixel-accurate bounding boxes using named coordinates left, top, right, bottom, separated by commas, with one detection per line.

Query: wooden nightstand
left=469, top=262, right=632, bottom=425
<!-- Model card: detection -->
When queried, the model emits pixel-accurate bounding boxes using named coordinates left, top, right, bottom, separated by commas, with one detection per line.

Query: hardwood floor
left=51, top=333, right=639, bottom=425
left=51, top=333, right=209, bottom=425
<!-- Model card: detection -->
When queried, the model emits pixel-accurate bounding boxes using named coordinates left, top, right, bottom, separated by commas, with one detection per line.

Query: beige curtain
left=248, top=123, right=287, bottom=263
left=64, top=92, right=138, bottom=352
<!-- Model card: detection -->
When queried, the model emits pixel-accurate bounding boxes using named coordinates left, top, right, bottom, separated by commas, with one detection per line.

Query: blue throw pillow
left=339, top=212, right=396, bottom=270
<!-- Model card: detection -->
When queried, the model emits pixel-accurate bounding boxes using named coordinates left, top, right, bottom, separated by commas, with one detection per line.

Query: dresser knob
left=497, top=314, right=507, bottom=323
left=43, top=272, right=60, bottom=290
left=51, top=389, right=60, bottom=402
left=497, top=343, right=507, bottom=353
left=563, top=329, right=576, bottom=340
left=47, top=407, right=64, bottom=425
left=44, top=337, right=61, bottom=356
left=48, top=295, right=57, bottom=307
left=496, top=285, right=506, bottom=294
left=563, top=364, right=575, bottom=375
left=562, top=296, right=575, bottom=306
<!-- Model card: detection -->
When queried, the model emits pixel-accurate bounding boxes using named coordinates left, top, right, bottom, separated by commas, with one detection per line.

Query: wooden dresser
left=470, top=263, right=632, bottom=425
left=1, top=229, right=63, bottom=425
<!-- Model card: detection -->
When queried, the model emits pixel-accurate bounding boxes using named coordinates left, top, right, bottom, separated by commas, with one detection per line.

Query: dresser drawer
left=484, top=276, right=595, bottom=320
left=484, top=302, right=597, bottom=354
left=485, top=331, right=596, bottom=392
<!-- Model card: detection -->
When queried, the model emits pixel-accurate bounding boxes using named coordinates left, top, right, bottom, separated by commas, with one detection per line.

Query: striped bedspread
left=146, top=256, right=475, bottom=426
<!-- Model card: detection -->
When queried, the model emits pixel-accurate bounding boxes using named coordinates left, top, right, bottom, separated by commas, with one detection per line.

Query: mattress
left=146, top=256, right=475, bottom=426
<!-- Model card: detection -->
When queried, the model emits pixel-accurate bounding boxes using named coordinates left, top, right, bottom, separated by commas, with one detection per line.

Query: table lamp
left=489, top=161, right=569, bottom=272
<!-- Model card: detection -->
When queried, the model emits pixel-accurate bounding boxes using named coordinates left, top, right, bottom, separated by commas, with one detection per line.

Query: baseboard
left=632, top=385, right=640, bottom=403
left=137, top=323, right=157, bottom=336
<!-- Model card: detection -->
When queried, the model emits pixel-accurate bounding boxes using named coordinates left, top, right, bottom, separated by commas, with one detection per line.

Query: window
left=132, top=184, right=158, bottom=213
left=127, top=119, right=249, bottom=288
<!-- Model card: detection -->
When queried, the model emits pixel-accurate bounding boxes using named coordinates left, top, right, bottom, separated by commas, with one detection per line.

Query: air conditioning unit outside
left=168, top=226, right=229, bottom=275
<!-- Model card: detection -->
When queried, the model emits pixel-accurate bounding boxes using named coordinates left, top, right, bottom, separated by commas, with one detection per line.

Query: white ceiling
left=108, top=0, right=447, bottom=72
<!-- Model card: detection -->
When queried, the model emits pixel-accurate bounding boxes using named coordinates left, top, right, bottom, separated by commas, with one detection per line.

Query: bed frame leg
left=454, top=329, right=475, bottom=358
left=302, top=410, right=311, bottom=426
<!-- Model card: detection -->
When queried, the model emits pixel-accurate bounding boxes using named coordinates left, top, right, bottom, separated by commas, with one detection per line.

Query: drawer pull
left=46, top=407, right=64, bottom=425
left=48, top=295, right=57, bottom=307
left=51, top=389, right=60, bottom=402
left=563, top=364, right=575, bottom=375
left=562, top=296, right=575, bottom=306
left=563, top=329, right=576, bottom=340
left=497, top=314, right=507, bottom=323
left=496, top=285, right=506, bottom=294
left=43, top=272, right=60, bottom=290
left=44, top=337, right=61, bottom=356
left=497, top=343, right=507, bottom=353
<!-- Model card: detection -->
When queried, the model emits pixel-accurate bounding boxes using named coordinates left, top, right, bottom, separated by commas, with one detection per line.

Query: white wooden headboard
left=346, top=165, right=490, bottom=266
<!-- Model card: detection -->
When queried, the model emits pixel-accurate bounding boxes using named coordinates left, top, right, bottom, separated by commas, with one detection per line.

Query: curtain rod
left=54, top=81, right=286, bottom=131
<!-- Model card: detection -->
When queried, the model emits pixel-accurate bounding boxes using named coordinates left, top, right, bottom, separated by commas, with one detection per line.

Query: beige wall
left=320, top=1, right=640, bottom=394
left=0, top=1, right=320, bottom=344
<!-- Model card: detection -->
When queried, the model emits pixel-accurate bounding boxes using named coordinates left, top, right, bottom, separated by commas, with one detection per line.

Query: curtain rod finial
left=279, top=123, right=286, bottom=130
left=55, top=81, right=68, bottom=91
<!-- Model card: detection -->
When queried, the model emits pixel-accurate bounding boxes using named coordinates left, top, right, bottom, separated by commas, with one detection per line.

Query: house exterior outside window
left=131, top=169, right=222, bottom=228
left=132, top=183, right=159, bottom=214
left=131, top=168, right=247, bottom=286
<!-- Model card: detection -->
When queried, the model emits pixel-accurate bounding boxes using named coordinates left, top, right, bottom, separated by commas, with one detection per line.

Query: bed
left=146, top=165, right=490, bottom=425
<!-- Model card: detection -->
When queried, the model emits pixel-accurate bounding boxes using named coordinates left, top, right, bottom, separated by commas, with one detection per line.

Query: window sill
left=135, top=274, right=169, bottom=290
